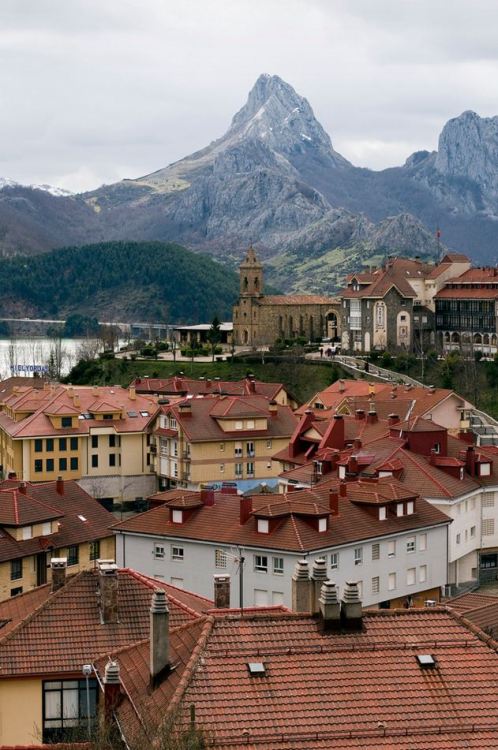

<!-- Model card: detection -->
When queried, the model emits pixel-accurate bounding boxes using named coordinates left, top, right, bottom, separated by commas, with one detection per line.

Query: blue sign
left=12, top=364, right=49, bottom=373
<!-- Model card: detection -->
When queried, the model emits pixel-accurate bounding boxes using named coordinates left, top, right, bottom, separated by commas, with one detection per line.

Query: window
left=406, top=537, right=415, bottom=553
left=67, top=546, right=78, bottom=566
left=46, top=458, right=54, bottom=472
left=35, top=439, right=43, bottom=452
left=46, top=439, right=54, bottom=452
left=246, top=441, right=255, bottom=456
left=257, top=519, right=269, bottom=534
left=171, top=510, right=183, bottom=524
left=246, top=462, right=255, bottom=477
left=171, top=546, right=184, bottom=561
left=470, top=525, right=476, bottom=538
left=219, top=443, right=225, bottom=452
left=70, top=457, right=78, bottom=471
left=109, top=434, right=116, bottom=447
left=154, top=544, right=165, bottom=560
left=109, top=454, right=116, bottom=467
left=22, top=525, right=32, bottom=540
left=42, top=522, right=52, bottom=535
left=59, top=457, right=67, bottom=471
left=266, top=439, right=272, bottom=449
left=371, top=576, right=380, bottom=594
left=235, top=420, right=243, bottom=430
left=91, top=435, right=98, bottom=449
left=215, top=549, right=227, bottom=568
left=456, top=533, right=461, bottom=544
left=371, top=543, right=380, bottom=560
left=234, top=444, right=243, bottom=457
left=246, top=420, right=255, bottom=429
left=11, top=558, right=22, bottom=580
left=330, top=552, right=339, bottom=569
left=379, top=507, right=387, bottom=521
left=483, top=492, right=495, bottom=508
left=220, top=464, right=225, bottom=473
left=272, top=591, right=284, bottom=605
left=169, top=417, right=177, bottom=430
left=235, top=463, right=243, bottom=477
left=480, top=553, right=498, bottom=569
left=61, top=417, right=72, bottom=428
left=254, top=589, right=269, bottom=607
left=70, top=437, right=78, bottom=451
left=407, top=501, right=414, bottom=515
left=254, top=555, right=268, bottom=572
left=419, top=564, right=427, bottom=583
left=418, top=533, right=427, bottom=552
left=59, top=438, right=67, bottom=451
left=89, top=540, right=100, bottom=561
left=407, top=568, right=416, bottom=585
left=354, top=547, right=363, bottom=566
left=396, top=503, right=404, bottom=517
left=35, top=459, right=43, bottom=473
left=318, top=517, right=327, bottom=532
left=42, top=679, right=98, bottom=742
left=387, top=541, right=396, bottom=558
left=272, top=557, right=284, bottom=575
left=388, top=572, right=396, bottom=591
left=483, top=518, right=495, bottom=536
left=91, top=455, right=98, bottom=468
left=10, top=586, right=23, bottom=597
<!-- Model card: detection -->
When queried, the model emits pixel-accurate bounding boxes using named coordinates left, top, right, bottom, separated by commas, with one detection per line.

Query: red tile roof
left=0, top=487, right=63, bottom=526
left=132, top=376, right=289, bottom=402
left=107, top=607, right=498, bottom=749
left=0, top=479, right=115, bottom=563
left=0, top=568, right=211, bottom=676
left=113, top=481, right=449, bottom=553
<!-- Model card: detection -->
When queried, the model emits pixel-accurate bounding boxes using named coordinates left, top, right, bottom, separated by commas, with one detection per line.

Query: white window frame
left=330, top=552, right=339, bottom=570
left=354, top=547, right=363, bottom=566
left=388, top=572, right=396, bottom=591
left=257, top=519, right=269, bottom=534
left=254, top=554, right=268, bottom=573
left=171, top=546, right=184, bottom=561
left=272, top=556, right=284, bottom=575
left=154, top=544, right=165, bottom=560
left=406, top=537, right=416, bottom=554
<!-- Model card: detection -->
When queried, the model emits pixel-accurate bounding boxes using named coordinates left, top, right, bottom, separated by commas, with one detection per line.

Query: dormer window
left=407, top=501, right=414, bottom=515
left=257, top=519, right=269, bottom=534
left=61, top=417, right=73, bottom=428
left=246, top=419, right=255, bottom=429
left=480, top=462, right=491, bottom=476
left=22, top=525, right=32, bottom=540
left=171, top=510, right=183, bottom=524
left=235, top=420, right=243, bottom=430
left=396, top=503, right=404, bottom=517
left=379, top=506, right=387, bottom=521
left=318, top=517, right=328, bottom=532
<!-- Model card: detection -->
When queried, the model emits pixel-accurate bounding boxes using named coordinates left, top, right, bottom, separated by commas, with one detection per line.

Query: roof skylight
left=247, top=662, right=266, bottom=676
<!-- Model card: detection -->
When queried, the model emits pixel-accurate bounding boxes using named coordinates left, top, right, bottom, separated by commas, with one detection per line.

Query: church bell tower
left=239, top=245, right=263, bottom=298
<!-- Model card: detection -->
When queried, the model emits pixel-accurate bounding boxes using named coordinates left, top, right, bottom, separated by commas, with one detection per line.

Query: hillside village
left=3, top=244, right=498, bottom=746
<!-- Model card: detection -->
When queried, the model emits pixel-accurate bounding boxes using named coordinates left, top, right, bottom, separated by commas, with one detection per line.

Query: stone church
left=232, top=247, right=341, bottom=347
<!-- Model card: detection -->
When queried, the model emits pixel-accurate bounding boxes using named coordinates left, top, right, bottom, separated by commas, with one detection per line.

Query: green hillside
left=0, top=241, right=239, bottom=323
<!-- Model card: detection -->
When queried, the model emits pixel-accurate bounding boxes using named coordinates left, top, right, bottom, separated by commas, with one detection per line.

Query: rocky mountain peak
left=227, top=74, right=349, bottom=164
left=434, top=110, right=498, bottom=191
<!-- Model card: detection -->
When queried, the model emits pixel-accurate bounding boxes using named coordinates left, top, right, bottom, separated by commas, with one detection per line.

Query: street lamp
left=82, top=664, right=93, bottom=740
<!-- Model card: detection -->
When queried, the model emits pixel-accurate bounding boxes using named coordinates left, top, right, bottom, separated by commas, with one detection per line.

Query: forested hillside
left=0, top=241, right=239, bottom=323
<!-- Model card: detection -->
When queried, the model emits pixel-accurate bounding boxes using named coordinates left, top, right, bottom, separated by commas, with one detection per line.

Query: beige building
left=0, top=477, right=115, bottom=601
left=154, top=394, right=298, bottom=490
left=232, top=246, right=341, bottom=347
left=0, top=383, right=158, bottom=504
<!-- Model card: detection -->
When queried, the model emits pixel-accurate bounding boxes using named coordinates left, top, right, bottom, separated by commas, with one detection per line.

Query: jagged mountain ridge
left=1, top=74, right=498, bottom=294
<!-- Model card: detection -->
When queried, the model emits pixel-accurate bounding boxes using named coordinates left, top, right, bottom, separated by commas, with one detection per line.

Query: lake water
left=0, top=337, right=102, bottom=379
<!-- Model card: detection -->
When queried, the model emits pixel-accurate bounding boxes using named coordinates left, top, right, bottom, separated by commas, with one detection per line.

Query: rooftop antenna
left=221, top=546, right=246, bottom=615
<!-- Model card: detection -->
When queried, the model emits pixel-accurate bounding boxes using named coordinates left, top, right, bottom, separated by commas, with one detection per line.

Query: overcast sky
left=2, top=0, right=498, bottom=192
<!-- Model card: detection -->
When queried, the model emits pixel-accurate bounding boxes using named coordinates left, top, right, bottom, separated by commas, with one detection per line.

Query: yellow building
left=0, top=383, right=158, bottom=504
left=154, top=394, right=298, bottom=490
left=0, top=477, right=115, bottom=601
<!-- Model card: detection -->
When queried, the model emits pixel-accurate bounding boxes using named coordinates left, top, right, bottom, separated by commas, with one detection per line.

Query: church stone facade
left=232, top=247, right=341, bottom=347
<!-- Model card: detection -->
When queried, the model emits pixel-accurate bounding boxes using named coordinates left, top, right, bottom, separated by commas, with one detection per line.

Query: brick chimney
left=339, top=480, right=347, bottom=497
left=213, top=574, right=230, bottom=608
left=247, top=376, right=256, bottom=394
left=353, top=438, right=362, bottom=451
left=319, top=581, right=341, bottom=631
left=310, top=558, right=328, bottom=615
left=329, top=489, right=339, bottom=516
left=367, top=409, right=378, bottom=424
left=239, top=496, right=253, bottom=524
left=50, top=557, right=67, bottom=592
left=200, top=486, right=215, bottom=506
left=466, top=445, right=476, bottom=476
left=292, top=559, right=312, bottom=613
left=150, top=589, right=170, bottom=688
left=179, top=402, right=192, bottom=416
left=341, top=581, right=363, bottom=630
left=103, top=661, right=121, bottom=721
left=338, top=379, right=345, bottom=393
left=355, top=409, right=365, bottom=420
left=349, top=455, right=359, bottom=475
left=98, top=561, right=119, bottom=624
left=269, top=400, right=278, bottom=416
left=18, top=482, right=27, bottom=495
left=128, top=385, right=136, bottom=401
left=388, top=414, right=399, bottom=426
left=56, top=476, right=64, bottom=495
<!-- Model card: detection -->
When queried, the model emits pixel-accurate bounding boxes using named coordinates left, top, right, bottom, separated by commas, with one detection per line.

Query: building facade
left=232, top=246, right=341, bottom=347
